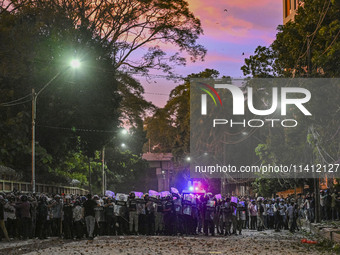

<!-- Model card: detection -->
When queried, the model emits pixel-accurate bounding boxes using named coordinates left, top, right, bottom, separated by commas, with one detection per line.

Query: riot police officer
left=127, top=193, right=138, bottom=235
left=154, top=196, right=164, bottom=235
left=203, top=194, right=215, bottom=236
left=222, top=197, right=232, bottom=236
left=236, top=200, right=246, bottom=235
left=163, top=195, right=175, bottom=235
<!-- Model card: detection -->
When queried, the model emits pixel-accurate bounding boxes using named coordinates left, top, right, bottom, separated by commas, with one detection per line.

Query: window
left=285, top=0, right=291, bottom=17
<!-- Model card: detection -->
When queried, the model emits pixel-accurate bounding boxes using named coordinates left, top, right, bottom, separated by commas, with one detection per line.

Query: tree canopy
left=2, top=0, right=206, bottom=76
left=241, top=0, right=340, bottom=195
left=0, top=0, right=208, bottom=192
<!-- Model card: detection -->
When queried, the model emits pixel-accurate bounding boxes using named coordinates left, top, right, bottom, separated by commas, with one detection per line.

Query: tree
left=0, top=6, right=121, bottom=186
left=1, top=0, right=206, bottom=188
left=144, top=69, right=236, bottom=191
left=144, top=69, right=220, bottom=158
left=241, top=0, right=340, bottom=195
left=242, top=0, right=340, bottom=78
left=104, top=145, right=149, bottom=193
left=241, top=46, right=281, bottom=77
left=3, top=0, right=206, bottom=76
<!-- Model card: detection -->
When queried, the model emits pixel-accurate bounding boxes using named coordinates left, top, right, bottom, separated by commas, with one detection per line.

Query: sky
left=140, top=0, right=283, bottom=107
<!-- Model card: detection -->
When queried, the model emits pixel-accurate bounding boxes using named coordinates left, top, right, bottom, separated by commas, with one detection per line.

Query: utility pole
left=102, top=147, right=105, bottom=196
left=31, top=89, right=36, bottom=193
left=30, top=64, right=78, bottom=194
left=88, top=159, right=92, bottom=195
left=310, top=125, right=321, bottom=223
left=307, top=38, right=320, bottom=222
left=314, top=177, right=321, bottom=223
left=307, top=36, right=312, bottom=76
left=221, top=133, right=227, bottom=194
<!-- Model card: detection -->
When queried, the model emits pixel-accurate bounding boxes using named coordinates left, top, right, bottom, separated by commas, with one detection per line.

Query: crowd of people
left=0, top=189, right=339, bottom=242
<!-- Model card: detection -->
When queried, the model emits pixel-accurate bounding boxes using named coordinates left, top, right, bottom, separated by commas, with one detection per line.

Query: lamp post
left=102, top=147, right=105, bottom=196
left=100, top=129, right=128, bottom=195
left=31, top=60, right=80, bottom=193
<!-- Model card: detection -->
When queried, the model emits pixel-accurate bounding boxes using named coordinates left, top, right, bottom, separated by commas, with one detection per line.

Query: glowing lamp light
left=70, top=59, right=81, bottom=68
left=189, top=186, right=194, bottom=191
left=195, top=187, right=199, bottom=191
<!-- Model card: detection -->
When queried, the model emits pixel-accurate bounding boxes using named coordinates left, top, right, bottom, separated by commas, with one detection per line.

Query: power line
left=144, top=92, right=169, bottom=96
left=290, top=0, right=331, bottom=76
left=0, top=93, right=32, bottom=106
left=1, top=98, right=32, bottom=107
left=319, top=29, right=340, bottom=57
left=36, top=124, right=116, bottom=133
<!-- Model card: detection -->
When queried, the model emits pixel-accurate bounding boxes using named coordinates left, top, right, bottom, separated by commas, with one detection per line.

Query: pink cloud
left=138, top=0, right=284, bottom=107
left=188, top=0, right=282, bottom=34
left=205, top=52, right=242, bottom=63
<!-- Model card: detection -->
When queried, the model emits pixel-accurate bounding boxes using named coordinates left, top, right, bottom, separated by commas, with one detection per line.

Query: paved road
left=0, top=229, right=334, bottom=255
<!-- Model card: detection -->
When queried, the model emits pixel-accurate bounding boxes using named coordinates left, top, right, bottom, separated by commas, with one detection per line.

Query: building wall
left=142, top=153, right=174, bottom=192
left=283, top=0, right=300, bottom=24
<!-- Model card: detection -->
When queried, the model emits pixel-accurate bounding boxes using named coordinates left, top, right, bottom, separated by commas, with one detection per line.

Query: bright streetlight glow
left=121, top=143, right=126, bottom=148
left=186, top=156, right=191, bottom=162
left=70, top=59, right=81, bottom=68
left=121, top=129, right=128, bottom=135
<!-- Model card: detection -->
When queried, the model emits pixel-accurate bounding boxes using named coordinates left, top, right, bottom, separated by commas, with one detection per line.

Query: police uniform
left=127, top=194, right=138, bottom=234
left=204, top=199, right=215, bottom=236
left=173, top=195, right=183, bottom=235
left=114, top=194, right=128, bottom=235
left=182, top=195, right=192, bottom=235
left=236, top=201, right=246, bottom=235
left=222, top=199, right=232, bottom=236
left=163, top=196, right=175, bottom=235
left=155, top=197, right=164, bottom=234
left=136, top=197, right=146, bottom=235
left=145, top=195, right=156, bottom=235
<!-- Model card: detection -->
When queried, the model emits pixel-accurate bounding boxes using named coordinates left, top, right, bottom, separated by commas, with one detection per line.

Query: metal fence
left=0, top=179, right=88, bottom=195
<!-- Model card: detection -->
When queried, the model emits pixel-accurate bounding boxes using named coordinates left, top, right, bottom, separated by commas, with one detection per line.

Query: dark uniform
left=127, top=194, right=138, bottom=234
left=236, top=201, right=246, bottom=235
left=62, top=199, right=73, bottom=239
left=204, top=199, right=215, bottom=236
left=104, top=198, right=116, bottom=235
left=222, top=198, right=232, bottom=236
left=163, top=196, right=175, bottom=235
left=36, top=197, right=48, bottom=239
left=155, top=197, right=164, bottom=234
left=182, top=195, right=192, bottom=235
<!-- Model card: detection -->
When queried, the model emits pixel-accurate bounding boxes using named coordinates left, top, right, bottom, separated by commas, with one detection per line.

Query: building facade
left=283, top=0, right=303, bottom=24
left=142, top=152, right=174, bottom=192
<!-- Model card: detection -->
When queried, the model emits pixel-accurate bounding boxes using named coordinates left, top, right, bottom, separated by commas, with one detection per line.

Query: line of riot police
left=0, top=191, right=306, bottom=241
left=110, top=191, right=249, bottom=237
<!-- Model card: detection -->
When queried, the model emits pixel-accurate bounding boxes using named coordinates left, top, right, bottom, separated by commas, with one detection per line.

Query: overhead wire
left=317, top=29, right=340, bottom=58
left=290, top=0, right=331, bottom=77
left=0, top=93, right=32, bottom=106
left=36, top=124, right=116, bottom=133
left=1, top=98, right=32, bottom=107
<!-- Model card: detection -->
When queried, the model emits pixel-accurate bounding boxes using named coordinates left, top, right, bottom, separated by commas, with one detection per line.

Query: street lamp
left=70, top=59, right=81, bottom=68
left=31, top=59, right=80, bottom=193
left=121, top=129, right=128, bottom=135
